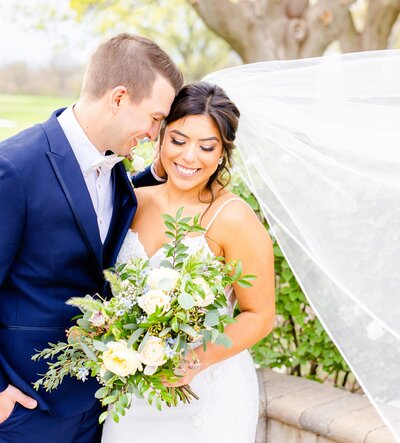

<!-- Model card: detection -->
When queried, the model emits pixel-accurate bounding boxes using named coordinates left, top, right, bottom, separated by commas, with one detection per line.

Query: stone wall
left=255, top=369, right=396, bottom=443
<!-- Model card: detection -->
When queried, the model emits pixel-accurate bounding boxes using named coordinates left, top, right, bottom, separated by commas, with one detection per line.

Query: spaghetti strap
left=205, top=197, right=249, bottom=232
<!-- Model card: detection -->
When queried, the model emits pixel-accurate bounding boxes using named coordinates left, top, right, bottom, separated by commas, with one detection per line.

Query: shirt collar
left=57, top=104, right=105, bottom=176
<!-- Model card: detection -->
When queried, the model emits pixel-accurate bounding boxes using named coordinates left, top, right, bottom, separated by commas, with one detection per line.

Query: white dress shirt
left=57, top=105, right=114, bottom=243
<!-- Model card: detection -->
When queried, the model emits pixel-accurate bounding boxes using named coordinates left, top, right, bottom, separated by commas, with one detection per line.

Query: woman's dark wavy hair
left=159, top=82, right=240, bottom=202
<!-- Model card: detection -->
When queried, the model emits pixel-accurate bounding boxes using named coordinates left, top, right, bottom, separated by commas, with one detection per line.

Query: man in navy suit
left=0, top=33, right=183, bottom=442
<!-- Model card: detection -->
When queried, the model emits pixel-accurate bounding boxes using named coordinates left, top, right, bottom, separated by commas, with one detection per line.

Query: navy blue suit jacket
left=0, top=108, right=157, bottom=417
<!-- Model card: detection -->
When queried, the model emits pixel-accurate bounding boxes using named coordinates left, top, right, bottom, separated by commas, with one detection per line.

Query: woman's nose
left=182, top=144, right=196, bottom=163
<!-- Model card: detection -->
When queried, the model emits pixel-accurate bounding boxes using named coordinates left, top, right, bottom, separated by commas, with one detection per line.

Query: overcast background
left=0, top=0, right=101, bottom=67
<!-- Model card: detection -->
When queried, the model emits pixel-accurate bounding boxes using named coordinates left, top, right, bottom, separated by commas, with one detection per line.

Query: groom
left=0, top=33, right=182, bottom=442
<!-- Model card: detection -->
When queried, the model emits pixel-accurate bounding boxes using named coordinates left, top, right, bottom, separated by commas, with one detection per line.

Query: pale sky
left=0, top=0, right=101, bottom=67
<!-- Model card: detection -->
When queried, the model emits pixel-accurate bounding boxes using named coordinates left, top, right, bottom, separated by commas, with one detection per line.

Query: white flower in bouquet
left=147, top=266, right=180, bottom=291
left=138, top=289, right=171, bottom=315
left=139, top=336, right=167, bottom=368
left=76, top=367, right=89, bottom=382
left=102, top=340, right=143, bottom=377
left=89, top=311, right=106, bottom=327
left=192, top=277, right=215, bottom=307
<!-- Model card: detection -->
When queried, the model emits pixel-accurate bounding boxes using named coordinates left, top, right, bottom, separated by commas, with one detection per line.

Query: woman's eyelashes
left=200, top=146, right=215, bottom=152
left=170, top=137, right=185, bottom=146
left=170, top=137, right=215, bottom=152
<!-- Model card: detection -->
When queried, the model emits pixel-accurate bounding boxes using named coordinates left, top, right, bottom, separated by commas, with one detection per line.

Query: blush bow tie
left=89, top=154, right=124, bottom=175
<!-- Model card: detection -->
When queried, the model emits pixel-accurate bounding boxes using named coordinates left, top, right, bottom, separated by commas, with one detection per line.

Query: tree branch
left=362, top=0, right=400, bottom=49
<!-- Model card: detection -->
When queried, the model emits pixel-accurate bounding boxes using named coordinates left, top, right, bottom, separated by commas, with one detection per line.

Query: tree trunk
left=189, top=0, right=400, bottom=63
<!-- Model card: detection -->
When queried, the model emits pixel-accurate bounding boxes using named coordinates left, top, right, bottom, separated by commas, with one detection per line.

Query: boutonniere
left=121, top=151, right=146, bottom=174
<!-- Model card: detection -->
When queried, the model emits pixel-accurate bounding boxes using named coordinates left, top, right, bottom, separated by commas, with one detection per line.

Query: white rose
left=102, top=341, right=142, bottom=377
left=192, top=277, right=215, bottom=307
left=139, top=336, right=167, bottom=367
left=138, top=289, right=171, bottom=315
left=147, top=267, right=180, bottom=291
left=132, top=154, right=146, bottom=172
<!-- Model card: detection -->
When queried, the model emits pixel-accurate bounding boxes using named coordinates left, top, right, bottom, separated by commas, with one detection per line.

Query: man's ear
left=109, top=86, right=128, bottom=112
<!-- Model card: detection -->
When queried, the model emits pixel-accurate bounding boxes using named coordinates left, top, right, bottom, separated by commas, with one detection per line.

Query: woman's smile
left=173, top=162, right=201, bottom=177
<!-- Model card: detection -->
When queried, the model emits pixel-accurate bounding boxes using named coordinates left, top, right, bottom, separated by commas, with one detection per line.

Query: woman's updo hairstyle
left=159, top=82, right=240, bottom=198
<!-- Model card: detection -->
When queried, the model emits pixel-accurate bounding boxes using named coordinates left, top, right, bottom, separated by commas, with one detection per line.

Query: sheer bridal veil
left=204, top=50, right=400, bottom=439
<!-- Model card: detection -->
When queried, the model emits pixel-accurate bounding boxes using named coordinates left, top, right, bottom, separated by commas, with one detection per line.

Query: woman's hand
left=162, top=350, right=203, bottom=387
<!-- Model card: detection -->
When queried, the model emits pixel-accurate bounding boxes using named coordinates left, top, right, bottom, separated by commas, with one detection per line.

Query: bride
left=101, top=82, right=275, bottom=442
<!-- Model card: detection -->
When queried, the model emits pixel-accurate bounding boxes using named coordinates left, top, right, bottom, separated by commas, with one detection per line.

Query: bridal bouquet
left=32, top=209, right=254, bottom=424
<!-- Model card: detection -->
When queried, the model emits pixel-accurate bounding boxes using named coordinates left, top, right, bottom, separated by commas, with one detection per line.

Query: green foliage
left=230, top=174, right=354, bottom=390
left=32, top=208, right=254, bottom=422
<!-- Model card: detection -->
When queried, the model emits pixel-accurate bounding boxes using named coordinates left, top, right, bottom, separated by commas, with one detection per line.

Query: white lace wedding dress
left=102, top=199, right=259, bottom=443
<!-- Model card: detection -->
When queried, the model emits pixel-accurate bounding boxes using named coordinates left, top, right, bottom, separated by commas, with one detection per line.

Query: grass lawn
left=0, top=94, right=75, bottom=141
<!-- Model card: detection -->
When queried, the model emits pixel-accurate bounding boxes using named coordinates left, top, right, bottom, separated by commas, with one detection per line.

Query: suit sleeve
left=0, top=156, right=26, bottom=391
left=131, top=164, right=165, bottom=188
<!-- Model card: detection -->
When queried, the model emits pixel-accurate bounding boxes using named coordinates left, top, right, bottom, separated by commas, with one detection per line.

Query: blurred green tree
left=69, top=0, right=240, bottom=80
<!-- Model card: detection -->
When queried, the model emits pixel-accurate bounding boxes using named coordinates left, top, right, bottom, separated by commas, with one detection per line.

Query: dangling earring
left=218, top=157, right=223, bottom=165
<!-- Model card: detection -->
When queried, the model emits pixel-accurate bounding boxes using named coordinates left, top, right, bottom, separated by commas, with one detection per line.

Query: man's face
left=110, top=75, right=176, bottom=156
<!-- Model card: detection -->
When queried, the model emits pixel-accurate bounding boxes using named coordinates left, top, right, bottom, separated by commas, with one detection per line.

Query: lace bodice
left=116, top=231, right=211, bottom=268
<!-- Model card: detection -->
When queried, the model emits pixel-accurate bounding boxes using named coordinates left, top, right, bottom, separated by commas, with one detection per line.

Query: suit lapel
left=43, top=109, right=103, bottom=267
left=103, top=162, right=137, bottom=268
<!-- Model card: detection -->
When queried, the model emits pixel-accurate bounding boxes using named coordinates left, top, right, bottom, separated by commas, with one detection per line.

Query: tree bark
left=189, top=0, right=400, bottom=62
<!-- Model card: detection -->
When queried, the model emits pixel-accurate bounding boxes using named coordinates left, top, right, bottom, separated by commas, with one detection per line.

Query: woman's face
left=160, top=114, right=223, bottom=193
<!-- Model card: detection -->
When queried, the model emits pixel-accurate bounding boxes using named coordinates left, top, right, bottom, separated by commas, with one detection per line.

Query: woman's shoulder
left=213, top=192, right=257, bottom=223
left=134, top=185, right=162, bottom=205
left=211, top=192, right=272, bottom=253
left=206, top=191, right=262, bottom=238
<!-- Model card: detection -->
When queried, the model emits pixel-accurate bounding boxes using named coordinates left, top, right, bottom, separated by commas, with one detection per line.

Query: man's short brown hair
left=81, top=33, right=183, bottom=102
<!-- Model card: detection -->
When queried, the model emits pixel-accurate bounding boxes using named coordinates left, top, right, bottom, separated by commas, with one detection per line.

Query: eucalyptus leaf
left=80, top=342, right=97, bottom=362
left=204, top=312, right=219, bottom=328
left=77, top=318, right=90, bottom=330
left=237, top=279, right=253, bottom=288
left=95, top=386, right=109, bottom=399
left=160, top=260, right=173, bottom=269
left=179, top=323, right=198, bottom=338
left=159, top=327, right=172, bottom=337
left=128, top=328, right=145, bottom=347
left=178, top=292, right=196, bottom=310
left=99, top=411, right=109, bottom=424
left=92, top=340, right=108, bottom=352
left=110, top=410, right=120, bottom=423
left=215, top=333, right=233, bottom=348
left=123, top=324, right=138, bottom=330
left=210, top=329, right=219, bottom=343
left=162, top=214, right=175, bottom=224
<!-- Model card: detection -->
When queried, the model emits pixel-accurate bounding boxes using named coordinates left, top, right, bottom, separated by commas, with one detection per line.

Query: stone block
left=300, top=392, right=369, bottom=436
left=326, top=405, right=389, bottom=442
left=268, top=384, right=346, bottom=428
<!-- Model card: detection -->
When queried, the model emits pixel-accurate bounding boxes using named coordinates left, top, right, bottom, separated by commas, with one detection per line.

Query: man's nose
left=148, top=121, right=161, bottom=141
